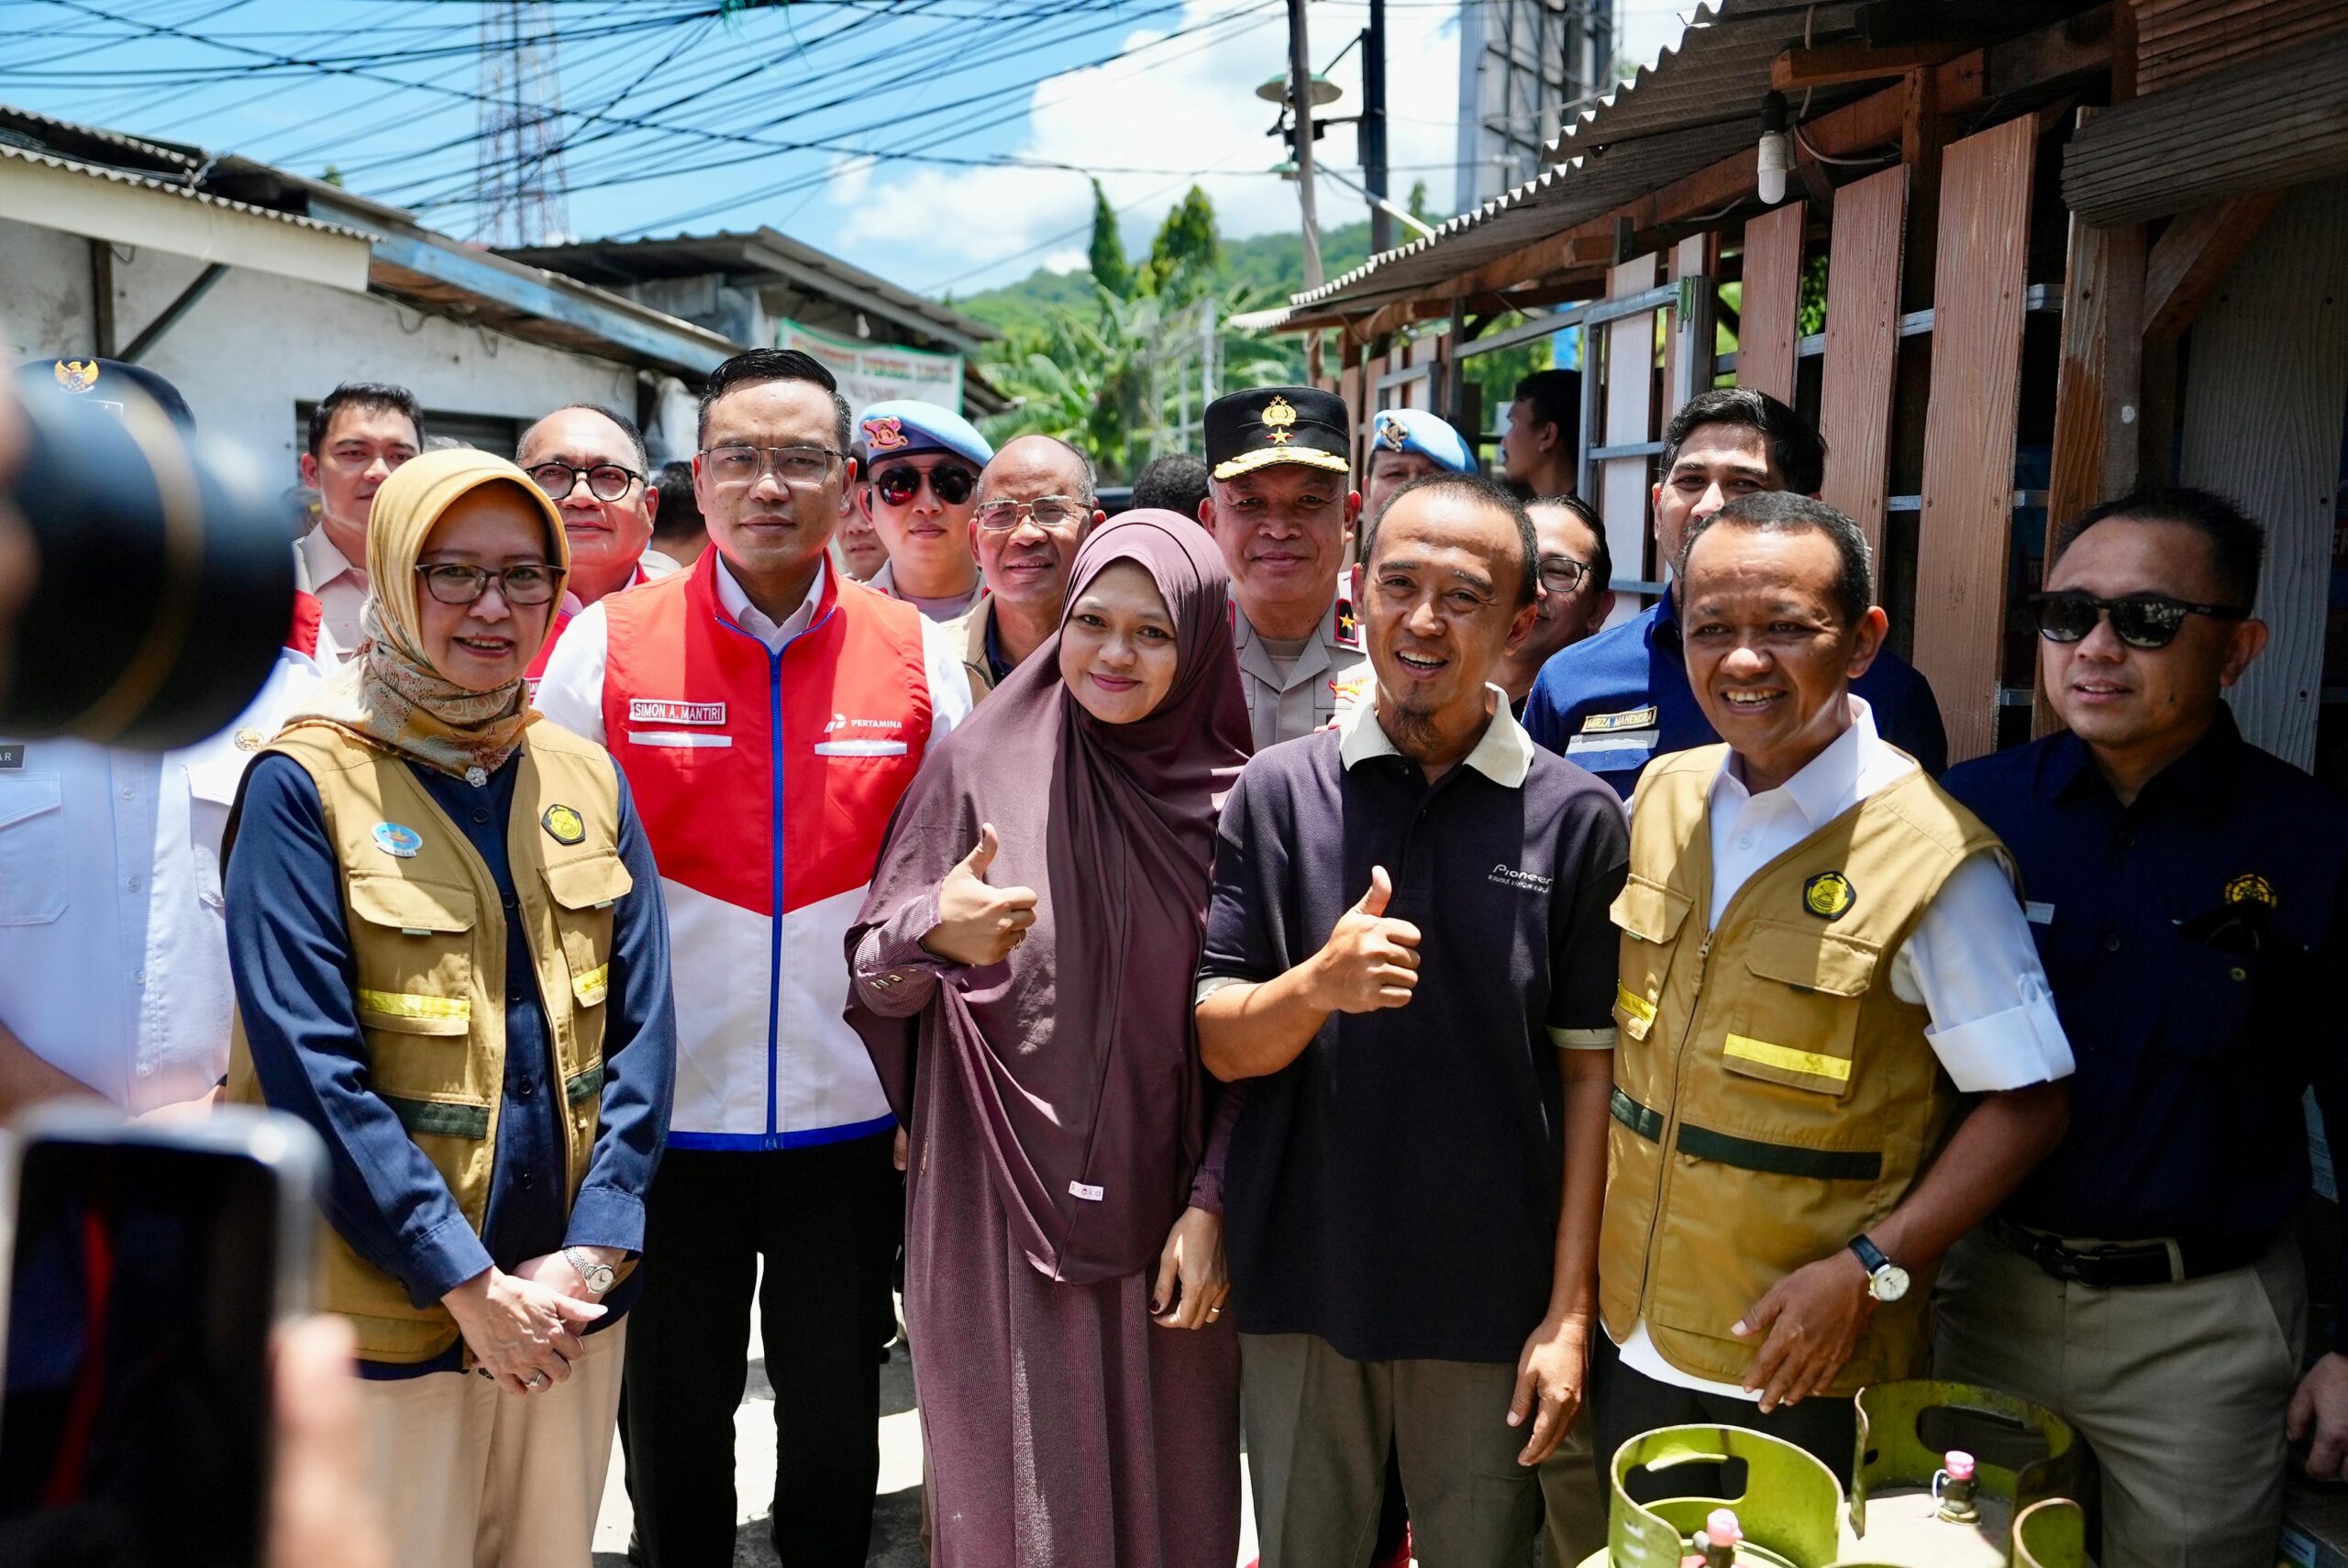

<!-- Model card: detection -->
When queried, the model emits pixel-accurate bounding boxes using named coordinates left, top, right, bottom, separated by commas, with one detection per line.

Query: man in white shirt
left=296, top=381, right=423, bottom=661
left=0, top=646, right=323, bottom=1117
left=515, top=403, right=680, bottom=606
left=1592, top=491, right=2074, bottom=1480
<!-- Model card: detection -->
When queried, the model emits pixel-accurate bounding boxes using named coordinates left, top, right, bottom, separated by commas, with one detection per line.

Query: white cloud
left=827, top=0, right=1463, bottom=291
left=1041, top=248, right=1091, bottom=274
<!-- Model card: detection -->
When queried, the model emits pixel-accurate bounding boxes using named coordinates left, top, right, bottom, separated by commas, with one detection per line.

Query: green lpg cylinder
left=1576, top=1381, right=2090, bottom=1568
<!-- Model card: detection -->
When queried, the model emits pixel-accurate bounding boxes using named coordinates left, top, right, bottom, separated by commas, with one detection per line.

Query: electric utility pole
left=1287, top=0, right=1324, bottom=290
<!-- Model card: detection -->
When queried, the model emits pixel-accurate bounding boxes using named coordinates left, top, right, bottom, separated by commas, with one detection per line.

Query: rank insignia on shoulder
left=1580, top=705, right=1658, bottom=734
left=372, top=822, right=423, bottom=859
left=1803, top=871, right=1855, bottom=921
left=1334, top=599, right=1360, bottom=648
left=542, top=804, right=586, bottom=845
left=2225, top=872, right=2278, bottom=909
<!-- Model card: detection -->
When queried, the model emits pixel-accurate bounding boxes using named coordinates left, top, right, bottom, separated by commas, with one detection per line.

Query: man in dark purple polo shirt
left=1195, top=472, right=1627, bottom=1568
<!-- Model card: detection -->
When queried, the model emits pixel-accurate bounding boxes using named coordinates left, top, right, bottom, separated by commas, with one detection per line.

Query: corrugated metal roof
left=0, top=141, right=375, bottom=241
left=1282, top=0, right=1872, bottom=315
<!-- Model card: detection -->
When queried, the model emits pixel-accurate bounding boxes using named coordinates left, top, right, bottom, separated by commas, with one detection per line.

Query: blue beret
left=856, top=400, right=992, bottom=469
left=1369, top=407, right=1472, bottom=474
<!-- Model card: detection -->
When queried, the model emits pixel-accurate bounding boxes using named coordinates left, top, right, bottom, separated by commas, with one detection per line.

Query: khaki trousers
left=1241, top=1332, right=1541, bottom=1568
left=355, top=1320, right=626, bottom=1568
left=1933, top=1229, right=2303, bottom=1568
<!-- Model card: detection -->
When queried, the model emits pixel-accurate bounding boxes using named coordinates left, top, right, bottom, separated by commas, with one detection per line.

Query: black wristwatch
left=1849, top=1233, right=1911, bottom=1303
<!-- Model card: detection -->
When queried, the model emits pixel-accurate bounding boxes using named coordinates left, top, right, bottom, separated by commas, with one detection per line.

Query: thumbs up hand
left=921, top=823, right=1041, bottom=967
left=1306, top=865, right=1422, bottom=1014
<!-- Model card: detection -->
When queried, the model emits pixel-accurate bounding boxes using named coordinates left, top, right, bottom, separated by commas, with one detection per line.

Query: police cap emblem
left=1803, top=871, right=1855, bottom=921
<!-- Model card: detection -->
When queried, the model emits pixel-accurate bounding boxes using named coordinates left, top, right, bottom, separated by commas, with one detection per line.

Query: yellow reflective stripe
left=571, top=964, right=610, bottom=1003
left=1614, top=982, right=1656, bottom=1024
left=356, top=988, right=471, bottom=1022
left=1722, top=1033, right=1851, bottom=1083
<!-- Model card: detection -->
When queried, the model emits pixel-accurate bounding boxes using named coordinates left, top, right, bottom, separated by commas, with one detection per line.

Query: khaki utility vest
left=226, top=719, right=632, bottom=1363
left=1598, top=745, right=2008, bottom=1394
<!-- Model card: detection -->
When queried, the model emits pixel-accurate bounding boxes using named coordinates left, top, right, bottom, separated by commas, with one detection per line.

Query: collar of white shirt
left=1706, top=695, right=1914, bottom=831
left=1337, top=682, right=1534, bottom=789
left=714, top=552, right=825, bottom=650
left=299, top=526, right=363, bottom=590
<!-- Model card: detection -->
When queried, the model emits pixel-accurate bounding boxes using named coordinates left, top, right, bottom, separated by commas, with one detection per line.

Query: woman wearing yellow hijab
left=224, top=449, right=675, bottom=1568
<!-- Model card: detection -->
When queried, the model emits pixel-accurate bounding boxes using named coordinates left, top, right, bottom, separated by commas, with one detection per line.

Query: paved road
left=590, top=1291, right=1261, bottom=1567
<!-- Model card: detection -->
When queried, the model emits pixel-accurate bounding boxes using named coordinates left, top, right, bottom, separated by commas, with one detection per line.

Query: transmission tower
left=476, top=1, right=570, bottom=247
left=1454, top=0, right=1613, bottom=207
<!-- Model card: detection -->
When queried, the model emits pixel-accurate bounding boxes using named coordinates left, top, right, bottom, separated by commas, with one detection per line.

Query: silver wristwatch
left=564, top=1245, right=618, bottom=1296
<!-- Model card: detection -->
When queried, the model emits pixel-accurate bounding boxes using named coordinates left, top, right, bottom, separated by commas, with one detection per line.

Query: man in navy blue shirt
left=1521, top=389, right=1945, bottom=795
left=1936, top=488, right=2348, bottom=1568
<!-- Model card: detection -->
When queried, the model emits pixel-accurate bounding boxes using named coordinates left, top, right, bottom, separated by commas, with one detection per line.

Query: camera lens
left=2, top=386, right=292, bottom=749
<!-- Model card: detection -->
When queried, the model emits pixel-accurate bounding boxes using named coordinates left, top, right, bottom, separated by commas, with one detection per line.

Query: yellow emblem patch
left=541, top=804, right=586, bottom=845
left=52, top=359, right=99, bottom=393
left=2225, top=872, right=2278, bottom=909
left=1803, top=871, right=1855, bottom=922
left=1262, top=393, right=1298, bottom=445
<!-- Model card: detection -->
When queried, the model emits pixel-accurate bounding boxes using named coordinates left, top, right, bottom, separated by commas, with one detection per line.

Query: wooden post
left=2177, top=177, right=2348, bottom=769
left=1913, top=116, right=2038, bottom=764
left=1736, top=202, right=1806, bottom=403
left=1817, top=165, right=1909, bottom=576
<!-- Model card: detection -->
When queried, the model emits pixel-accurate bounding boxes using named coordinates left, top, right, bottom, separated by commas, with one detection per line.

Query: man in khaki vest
left=1594, top=492, right=2074, bottom=1480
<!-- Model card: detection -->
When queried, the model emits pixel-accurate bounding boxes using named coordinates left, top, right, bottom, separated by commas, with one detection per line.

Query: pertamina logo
left=823, top=713, right=905, bottom=734
left=628, top=699, right=725, bottom=725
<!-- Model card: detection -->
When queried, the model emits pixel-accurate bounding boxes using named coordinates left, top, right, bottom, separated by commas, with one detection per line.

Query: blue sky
left=0, top=0, right=1685, bottom=296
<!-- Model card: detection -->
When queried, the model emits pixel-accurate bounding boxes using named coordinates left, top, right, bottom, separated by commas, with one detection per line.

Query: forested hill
left=949, top=217, right=1382, bottom=337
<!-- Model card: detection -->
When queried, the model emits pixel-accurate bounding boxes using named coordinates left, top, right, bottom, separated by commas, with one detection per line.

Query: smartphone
left=0, top=1105, right=324, bottom=1568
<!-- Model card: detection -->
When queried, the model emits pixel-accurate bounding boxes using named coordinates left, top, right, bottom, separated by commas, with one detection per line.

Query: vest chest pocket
left=346, top=875, right=477, bottom=1036
left=1722, top=920, right=1879, bottom=1099
left=541, top=851, right=632, bottom=1009
left=1610, top=875, right=1692, bottom=1042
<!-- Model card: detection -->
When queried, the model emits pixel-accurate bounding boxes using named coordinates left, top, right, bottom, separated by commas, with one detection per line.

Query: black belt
left=1992, top=1218, right=2268, bottom=1289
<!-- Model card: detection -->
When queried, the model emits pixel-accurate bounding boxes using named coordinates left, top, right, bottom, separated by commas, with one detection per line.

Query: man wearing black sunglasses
left=1936, top=488, right=2348, bottom=1568
left=855, top=399, right=992, bottom=622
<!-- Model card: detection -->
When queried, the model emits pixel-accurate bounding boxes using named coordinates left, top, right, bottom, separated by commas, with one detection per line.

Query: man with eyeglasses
left=534, top=348, right=971, bottom=1568
left=1521, top=389, right=1946, bottom=797
left=517, top=403, right=681, bottom=607
left=950, top=434, right=1105, bottom=702
left=1934, top=488, right=2348, bottom=1568
left=1199, top=386, right=1364, bottom=749
left=855, top=399, right=992, bottom=622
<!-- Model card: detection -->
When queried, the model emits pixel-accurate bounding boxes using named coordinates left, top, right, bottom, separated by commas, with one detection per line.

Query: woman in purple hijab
left=846, top=510, right=1252, bottom=1567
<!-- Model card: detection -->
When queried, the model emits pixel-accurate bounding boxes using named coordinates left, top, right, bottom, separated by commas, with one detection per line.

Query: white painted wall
left=0, top=217, right=647, bottom=483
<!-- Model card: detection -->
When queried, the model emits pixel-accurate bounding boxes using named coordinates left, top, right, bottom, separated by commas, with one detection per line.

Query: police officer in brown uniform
left=1198, top=387, right=1363, bottom=749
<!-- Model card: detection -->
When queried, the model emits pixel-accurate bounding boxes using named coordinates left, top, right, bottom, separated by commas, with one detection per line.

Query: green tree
left=1087, top=180, right=1133, bottom=300
left=1406, top=179, right=1431, bottom=226
left=1140, top=185, right=1220, bottom=303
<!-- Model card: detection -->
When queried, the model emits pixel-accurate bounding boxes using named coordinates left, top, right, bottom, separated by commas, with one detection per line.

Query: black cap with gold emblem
left=1203, top=385, right=1352, bottom=482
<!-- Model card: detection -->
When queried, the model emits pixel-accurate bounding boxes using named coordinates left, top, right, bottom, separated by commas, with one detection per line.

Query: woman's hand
left=920, top=824, right=1038, bottom=967
left=440, top=1265, right=604, bottom=1395
left=1150, top=1206, right=1229, bottom=1330
left=512, top=1245, right=624, bottom=1307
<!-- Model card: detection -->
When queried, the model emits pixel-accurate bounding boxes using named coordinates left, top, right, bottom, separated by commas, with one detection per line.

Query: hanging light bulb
left=1756, top=90, right=1792, bottom=205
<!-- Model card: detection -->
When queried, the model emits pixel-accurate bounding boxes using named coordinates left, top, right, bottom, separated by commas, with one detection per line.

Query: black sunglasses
left=2030, top=590, right=2247, bottom=650
left=872, top=463, right=977, bottom=507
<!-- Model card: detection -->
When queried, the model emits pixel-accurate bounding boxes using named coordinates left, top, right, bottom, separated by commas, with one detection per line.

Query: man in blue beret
left=1363, top=405, right=1474, bottom=519
left=856, top=399, right=992, bottom=622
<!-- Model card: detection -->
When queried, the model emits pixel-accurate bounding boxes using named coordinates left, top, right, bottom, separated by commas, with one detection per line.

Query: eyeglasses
left=2030, top=590, right=2247, bottom=650
left=872, top=463, right=978, bottom=507
left=699, top=445, right=843, bottom=490
left=526, top=462, right=641, bottom=503
left=1538, top=555, right=1591, bottom=594
left=414, top=562, right=567, bottom=606
left=973, top=495, right=1087, bottom=532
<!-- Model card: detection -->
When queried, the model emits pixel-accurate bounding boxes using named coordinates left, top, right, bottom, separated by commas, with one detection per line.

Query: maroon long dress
left=847, top=513, right=1251, bottom=1568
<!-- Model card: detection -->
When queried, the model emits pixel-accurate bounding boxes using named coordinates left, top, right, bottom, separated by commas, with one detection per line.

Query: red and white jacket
left=535, top=548, right=969, bottom=1148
